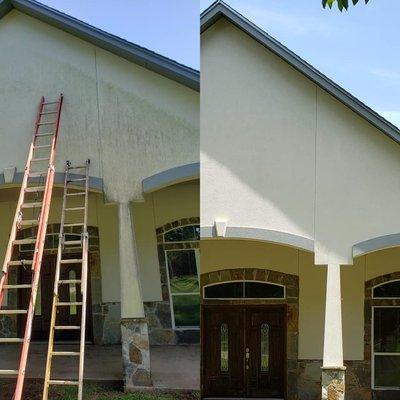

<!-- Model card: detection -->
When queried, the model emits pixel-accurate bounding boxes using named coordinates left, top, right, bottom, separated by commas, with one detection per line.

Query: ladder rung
left=31, top=157, right=50, bottom=162
left=37, top=121, right=55, bottom=125
left=21, top=201, right=43, bottom=208
left=3, top=284, right=32, bottom=289
left=19, top=219, right=39, bottom=227
left=68, top=178, right=86, bottom=182
left=8, top=260, right=33, bottom=267
left=25, top=186, right=45, bottom=193
left=54, top=326, right=80, bottom=330
left=0, top=370, right=19, bottom=375
left=66, top=192, right=86, bottom=197
left=56, top=302, right=82, bottom=306
left=60, top=259, right=83, bottom=264
left=0, top=310, right=27, bottom=315
left=68, top=166, right=86, bottom=170
left=43, top=101, right=59, bottom=105
left=63, top=240, right=82, bottom=246
left=48, top=380, right=79, bottom=386
left=65, top=207, right=85, bottom=211
left=64, top=223, right=84, bottom=227
left=51, top=351, right=80, bottom=357
left=36, top=133, right=53, bottom=137
left=13, top=238, right=37, bottom=245
left=40, top=111, right=57, bottom=115
left=34, top=144, right=52, bottom=149
left=0, top=338, right=24, bottom=343
left=58, top=279, right=81, bottom=285
left=29, top=171, right=47, bottom=178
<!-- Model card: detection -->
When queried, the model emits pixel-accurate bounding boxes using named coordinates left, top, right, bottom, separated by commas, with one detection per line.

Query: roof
left=0, top=0, right=199, bottom=91
left=201, top=0, right=400, bottom=144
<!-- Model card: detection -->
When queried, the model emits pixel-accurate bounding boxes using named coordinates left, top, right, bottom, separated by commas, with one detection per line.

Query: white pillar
left=323, top=263, right=343, bottom=367
left=322, top=263, right=345, bottom=400
left=118, top=202, right=144, bottom=319
left=118, top=202, right=151, bottom=388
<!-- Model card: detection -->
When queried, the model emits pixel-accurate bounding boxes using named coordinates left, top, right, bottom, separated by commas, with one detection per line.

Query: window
left=204, top=281, right=285, bottom=299
left=166, top=249, right=200, bottom=327
left=163, top=224, right=200, bottom=329
left=373, top=307, right=400, bottom=388
left=374, top=281, right=400, bottom=298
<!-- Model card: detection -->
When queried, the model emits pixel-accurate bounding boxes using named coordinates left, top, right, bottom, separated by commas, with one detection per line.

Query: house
left=200, top=2, right=400, bottom=399
left=0, top=0, right=199, bottom=393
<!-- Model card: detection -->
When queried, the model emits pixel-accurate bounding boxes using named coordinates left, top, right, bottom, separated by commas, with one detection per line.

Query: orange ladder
left=0, top=95, right=64, bottom=400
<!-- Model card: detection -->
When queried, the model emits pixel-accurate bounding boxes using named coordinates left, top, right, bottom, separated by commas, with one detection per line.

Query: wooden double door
left=202, top=304, right=286, bottom=399
left=18, top=254, right=92, bottom=341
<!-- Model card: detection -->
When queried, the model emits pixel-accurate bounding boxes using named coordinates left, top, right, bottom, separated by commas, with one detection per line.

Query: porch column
left=322, top=263, right=345, bottom=400
left=118, top=202, right=151, bottom=389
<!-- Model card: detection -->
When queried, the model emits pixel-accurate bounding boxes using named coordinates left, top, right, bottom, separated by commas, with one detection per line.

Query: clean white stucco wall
left=0, top=10, right=199, bottom=202
left=201, top=19, right=400, bottom=264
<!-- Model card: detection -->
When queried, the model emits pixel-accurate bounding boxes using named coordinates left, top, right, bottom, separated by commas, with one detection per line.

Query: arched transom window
left=204, top=281, right=285, bottom=300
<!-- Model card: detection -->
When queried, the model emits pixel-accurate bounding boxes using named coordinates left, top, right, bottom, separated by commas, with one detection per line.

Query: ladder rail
left=42, top=163, right=69, bottom=400
left=14, top=95, right=64, bottom=400
left=78, top=160, right=90, bottom=400
left=0, top=97, right=45, bottom=304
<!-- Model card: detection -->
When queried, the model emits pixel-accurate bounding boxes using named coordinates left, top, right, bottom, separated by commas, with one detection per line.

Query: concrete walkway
left=0, top=343, right=200, bottom=390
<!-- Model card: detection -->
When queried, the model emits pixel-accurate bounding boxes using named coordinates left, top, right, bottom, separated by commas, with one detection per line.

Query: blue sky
left=200, top=0, right=400, bottom=128
left=40, top=0, right=200, bottom=69
left=39, top=1, right=399, bottom=128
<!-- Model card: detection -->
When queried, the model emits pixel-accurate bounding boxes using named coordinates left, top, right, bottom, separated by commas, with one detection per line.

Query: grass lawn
left=1, top=381, right=199, bottom=400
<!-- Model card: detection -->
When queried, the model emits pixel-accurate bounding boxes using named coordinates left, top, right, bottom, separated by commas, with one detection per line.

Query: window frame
left=372, top=305, right=400, bottom=390
left=165, top=247, right=200, bottom=331
left=203, top=280, right=286, bottom=300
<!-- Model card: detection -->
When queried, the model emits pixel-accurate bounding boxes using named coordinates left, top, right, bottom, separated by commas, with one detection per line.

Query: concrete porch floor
left=0, top=343, right=200, bottom=390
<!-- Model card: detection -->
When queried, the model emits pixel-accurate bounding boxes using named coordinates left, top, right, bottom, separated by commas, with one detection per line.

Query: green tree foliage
left=322, top=0, right=370, bottom=11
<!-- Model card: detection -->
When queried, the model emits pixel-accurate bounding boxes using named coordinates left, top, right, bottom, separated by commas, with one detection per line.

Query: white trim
left=165, top=247, right=200, bottom=330
left=372, top=305, right=400, bottom=390
left=203, top=280, right=286, bottom=300
left=372, top=279, right=400, bottom=299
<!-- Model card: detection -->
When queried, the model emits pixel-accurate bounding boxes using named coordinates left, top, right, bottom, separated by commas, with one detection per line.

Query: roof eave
left=201, top=0, right=400, bottom=144
left=4, top=0, right=199, bottom=91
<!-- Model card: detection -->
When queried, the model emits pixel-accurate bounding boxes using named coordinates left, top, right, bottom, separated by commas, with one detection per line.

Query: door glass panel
left=374, top=355, right=400, bottom=387
left=69, top=270, right=77, bottom=315
left=374, top=308, right=400, bottom=352
left=260, top=323, right=269, bottom=372
left=220, top=323, right=229, bottom=372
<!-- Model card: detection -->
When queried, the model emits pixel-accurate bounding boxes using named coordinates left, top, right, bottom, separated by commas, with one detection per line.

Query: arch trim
left=353, top=233, right=400, bottom=257
left=200, top=225, right=314, bottom=252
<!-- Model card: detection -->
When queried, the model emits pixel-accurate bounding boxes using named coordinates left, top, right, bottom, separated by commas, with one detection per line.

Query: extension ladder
left=42, top=159, right=90, bottom=400
left=0, top=95, right=63, bottom=400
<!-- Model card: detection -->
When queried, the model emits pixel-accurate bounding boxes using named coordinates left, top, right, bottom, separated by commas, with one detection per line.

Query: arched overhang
left=201, top=225, right=314, bottom=253
left=353, top=233, right=400, bottom=257
left=142, top=162, right=199, bottom=193
left=0, top=171, right=103, bottom=192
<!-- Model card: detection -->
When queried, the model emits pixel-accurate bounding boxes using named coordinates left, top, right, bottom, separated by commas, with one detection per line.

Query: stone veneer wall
left=144, top=217, right=200, bottom=346
left=200, top=268, right=299, bottom=400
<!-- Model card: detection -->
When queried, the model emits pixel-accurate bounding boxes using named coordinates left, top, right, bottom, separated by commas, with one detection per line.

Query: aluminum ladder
left=0, top=94, right=64, bottom=400
left=42, top=159, right=90, bottom=400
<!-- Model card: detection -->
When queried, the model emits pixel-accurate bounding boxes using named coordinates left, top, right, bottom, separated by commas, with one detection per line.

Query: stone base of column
left=121, top=318, right=152, bottom=390
left=321, top=366, right=346, bottom=400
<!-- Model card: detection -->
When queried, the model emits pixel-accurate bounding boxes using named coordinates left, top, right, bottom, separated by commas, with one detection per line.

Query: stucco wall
left=0, top=10, right=199, bottom=202
left=201, top=18, right=400, bottom=265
